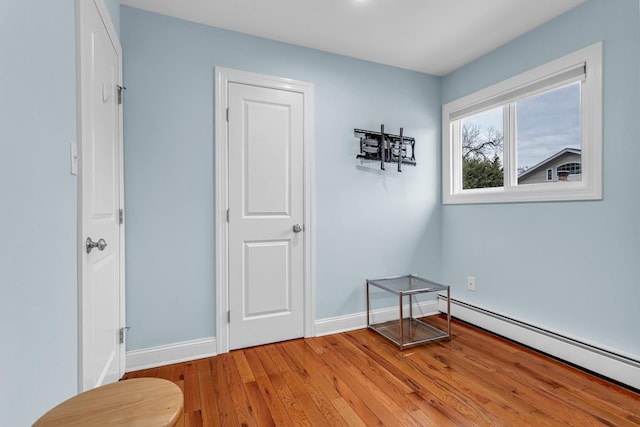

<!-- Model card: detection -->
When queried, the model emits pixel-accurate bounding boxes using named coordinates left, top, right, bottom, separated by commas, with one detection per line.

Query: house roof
left=518, top=148, right=581, bottom=179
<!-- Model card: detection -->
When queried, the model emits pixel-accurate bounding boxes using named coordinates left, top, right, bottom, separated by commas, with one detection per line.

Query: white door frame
left=76, top=0, right=125, bottom=391
left=215, top=67, right=315, bottom=354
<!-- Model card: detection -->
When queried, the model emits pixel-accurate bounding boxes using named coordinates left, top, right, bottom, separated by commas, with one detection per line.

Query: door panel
left=244, top=102, right=291, bottom=216
left=91, top=253, right=118, bottom=381
left=243, top=241, right=291, bottom=318
left=228, top=83, right=304, bottom=350
left=78, top=0, right=122, bottom=390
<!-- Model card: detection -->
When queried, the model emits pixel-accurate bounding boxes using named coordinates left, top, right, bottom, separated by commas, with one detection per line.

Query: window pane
left=517, top=82, right=581, bottom=185
left=461, top=106, right=504, bottom=189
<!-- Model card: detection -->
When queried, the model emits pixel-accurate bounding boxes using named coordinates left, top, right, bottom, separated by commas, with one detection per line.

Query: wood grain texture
left=34, top=378, right=183, bottom=427
left=124, top=317, right=640, bottom=426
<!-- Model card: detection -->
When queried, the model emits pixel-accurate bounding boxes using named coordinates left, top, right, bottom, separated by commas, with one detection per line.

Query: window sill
left=443, top=182, right=602, bottom=205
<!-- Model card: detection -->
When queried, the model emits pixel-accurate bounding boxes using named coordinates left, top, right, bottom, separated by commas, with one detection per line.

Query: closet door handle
left=293, top=224, right=303, bottom=233
left=86, top=237, right=108, bottom=253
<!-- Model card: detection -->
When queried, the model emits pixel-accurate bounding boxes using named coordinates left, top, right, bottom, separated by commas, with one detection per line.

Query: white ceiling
left=119, top=0, right=585, bottom=76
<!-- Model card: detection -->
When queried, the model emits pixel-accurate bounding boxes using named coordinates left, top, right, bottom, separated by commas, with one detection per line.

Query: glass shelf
left=366, top=275, right=451, bottom=350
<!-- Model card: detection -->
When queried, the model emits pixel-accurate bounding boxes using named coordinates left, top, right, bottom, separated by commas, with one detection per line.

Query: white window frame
left=442, top=42, right=602, bottom=204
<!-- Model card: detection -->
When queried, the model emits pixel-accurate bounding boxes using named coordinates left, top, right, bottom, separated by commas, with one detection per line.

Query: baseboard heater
left=438, top=296, right=640, bottom=391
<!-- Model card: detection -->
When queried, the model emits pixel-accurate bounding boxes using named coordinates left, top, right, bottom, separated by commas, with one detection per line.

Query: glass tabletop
left=367, top=275, right=448, bottom=295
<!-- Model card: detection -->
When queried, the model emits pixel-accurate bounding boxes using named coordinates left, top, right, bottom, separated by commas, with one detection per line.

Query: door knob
left=292, top=224, right=303, bottom=233
left=86, top=237, right=108, bottom=253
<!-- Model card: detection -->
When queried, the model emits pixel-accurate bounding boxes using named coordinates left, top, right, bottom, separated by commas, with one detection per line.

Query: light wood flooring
left=123, top=316, right=640, bottom=426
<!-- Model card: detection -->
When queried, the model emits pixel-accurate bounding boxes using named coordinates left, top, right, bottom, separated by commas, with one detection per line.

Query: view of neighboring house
left=518, top=148, right=582, bottom=184
left=5, top=0, right=640, bottom=425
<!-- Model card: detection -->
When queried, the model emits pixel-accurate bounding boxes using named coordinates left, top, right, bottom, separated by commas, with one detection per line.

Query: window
left=557, top=162, right=582, bottom=175
left=442, top=42, right=602, bottom=204
left=461, top=106, right=503, bottom=190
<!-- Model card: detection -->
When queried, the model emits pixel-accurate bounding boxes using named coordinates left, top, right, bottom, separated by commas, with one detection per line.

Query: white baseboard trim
left=315, top=300, right=440, bottom=337
left=125, top=337, right=217, bottom=373
left=440, top=297, right=640, bottom=390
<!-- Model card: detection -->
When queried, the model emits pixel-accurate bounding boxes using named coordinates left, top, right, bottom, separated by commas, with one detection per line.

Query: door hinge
left=226, top=209, right=229, bottom=222
left=119, top=326, right=131, bottom=344
left=116, top=85, right=126, bottom=105
left=226, top=108, right=229, bottom=122
left=227, top=311, right=230, bottom=323
left=119, top=208, right=124, bottom=225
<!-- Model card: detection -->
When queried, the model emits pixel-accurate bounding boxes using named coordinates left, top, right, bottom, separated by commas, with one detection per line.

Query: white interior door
left=78, top=0, right=124, bottom=391
left=228, top=82, right=305, bottom=350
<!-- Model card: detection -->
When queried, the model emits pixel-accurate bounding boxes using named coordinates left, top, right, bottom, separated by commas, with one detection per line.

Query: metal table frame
left=366, top=274, right=451, bottom=350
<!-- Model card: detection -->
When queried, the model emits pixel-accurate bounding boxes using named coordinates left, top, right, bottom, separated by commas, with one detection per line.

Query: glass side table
left=366, top=275, right=451, bottom=350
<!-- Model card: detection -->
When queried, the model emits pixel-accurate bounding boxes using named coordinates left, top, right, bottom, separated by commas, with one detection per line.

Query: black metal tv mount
left=355, top=124, right=416, bottom=172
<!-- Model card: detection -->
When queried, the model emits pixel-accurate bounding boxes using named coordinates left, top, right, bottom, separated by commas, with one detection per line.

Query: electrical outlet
left=467, top=276, right=476, bottom=291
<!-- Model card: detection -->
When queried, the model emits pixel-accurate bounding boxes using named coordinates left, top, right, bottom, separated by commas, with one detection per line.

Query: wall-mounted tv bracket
left=355, top=124, right=416, bottom=172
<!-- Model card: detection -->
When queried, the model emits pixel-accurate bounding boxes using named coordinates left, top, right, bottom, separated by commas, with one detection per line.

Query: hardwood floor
left=123, top=316, right=640, bottom=426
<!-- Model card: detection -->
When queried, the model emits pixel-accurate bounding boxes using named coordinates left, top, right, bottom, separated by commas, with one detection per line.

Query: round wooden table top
left=33, top=378, right=183, bottom=427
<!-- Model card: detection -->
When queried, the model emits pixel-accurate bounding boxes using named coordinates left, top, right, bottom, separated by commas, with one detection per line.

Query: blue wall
left=120, top=6, right=442, bottom=350
left=0, top=1, right=78, bottom=425
left=3, top=1, right=636, bottom=424
left=0, top=1, right=121, bottom=424
left=104, top=0, right=120, bottom=35
left=441, top=0, right=640, bottom=356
